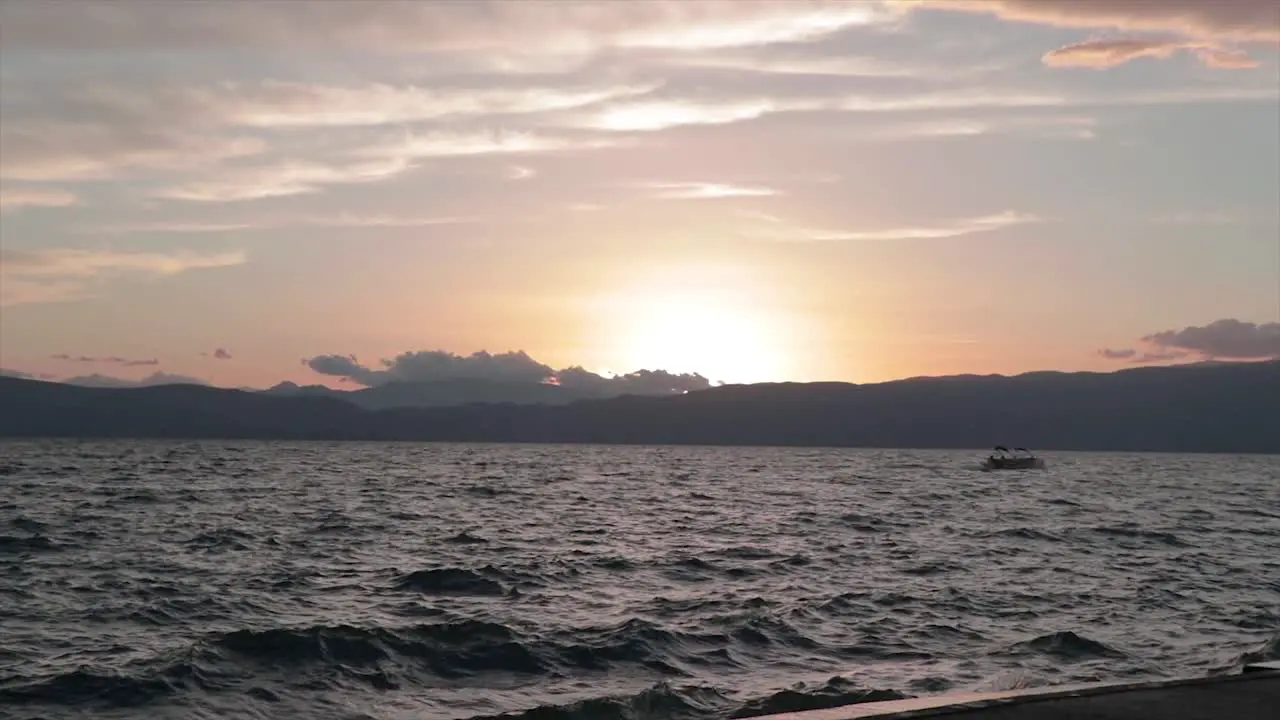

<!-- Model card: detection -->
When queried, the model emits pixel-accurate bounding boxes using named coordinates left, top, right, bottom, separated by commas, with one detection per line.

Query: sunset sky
left=1, top=0, right=1278, bottom=390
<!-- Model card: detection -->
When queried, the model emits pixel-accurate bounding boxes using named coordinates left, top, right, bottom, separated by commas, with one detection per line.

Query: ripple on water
left=0, top=440, right=1277, bottom=720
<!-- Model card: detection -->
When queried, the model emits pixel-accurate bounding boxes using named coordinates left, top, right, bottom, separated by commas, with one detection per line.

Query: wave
left=0, top=665, right=195, bottom=709
left=469, top=676, right=907, bottom=720
left=0, top=615, right=876, bottom=713
left=1232, top=633, right=1280, bottom=667
left=184, top=528, right=255, bottom=552
left=10, top=515, right=48, bottom=533
left=393, top=567, right=509, bottom=596
left=730, top=676, right=907, bottom=718
left=1089, top=526, right=1189, bottom=547
left=0, top=533, right=62, bottom=553
left=981, top=527, right=1063, bottom=542
left=1007, top=631, right=1127, bottom=660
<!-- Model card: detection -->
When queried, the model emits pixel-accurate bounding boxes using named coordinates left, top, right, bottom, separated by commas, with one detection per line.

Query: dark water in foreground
left=1, top=441, right=1278, bottom=720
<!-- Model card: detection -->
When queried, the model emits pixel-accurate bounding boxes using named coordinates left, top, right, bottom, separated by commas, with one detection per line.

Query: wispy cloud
left=743, top=210, right=1039, bottom=242
left=570, top=83, right=1275, bottom=134
left=0, top=1, right=898, bottom=54
left=668, top=53, right=919, bottom=78
left=640, top=181, right=781, bottom=200
left=0, top=247, right=245, bottom=306
left=869, top=114, right=1098, bottom=141
left=0, top=122, right=263, bottom=182
left=197, top=80, right=659, bottom=128
left=0, top=187, right=78, bottom=212
left=1043, top=37, right=1261, bottom=69
left=1194, top=46, right=1264, bottom=69
left=50, top=354, right=159, bottom=367
left=507, top=165, right=536, bottom=181
left=910, top=0, right=1274, bottom=75
left=361, top=130, right=623, bottom=160
left=90, top=214, right=474, bottom=234
left=155, top=156, right=413, bottom=202
left=910, top=0, right=1280, bottom=43
left=577, top=99, right=783, bottom=132
left=64, top=371, right=209, bottom=388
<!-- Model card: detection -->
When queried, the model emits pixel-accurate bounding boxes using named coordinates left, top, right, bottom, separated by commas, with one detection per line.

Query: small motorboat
left=981, top=446, right=1046, bottom=471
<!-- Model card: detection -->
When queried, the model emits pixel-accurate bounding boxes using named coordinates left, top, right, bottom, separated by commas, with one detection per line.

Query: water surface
left=1, top=441, right=1277, bottom=719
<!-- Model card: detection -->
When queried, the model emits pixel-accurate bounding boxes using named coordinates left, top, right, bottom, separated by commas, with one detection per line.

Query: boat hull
left=982, top=457, right=1046, bottom=471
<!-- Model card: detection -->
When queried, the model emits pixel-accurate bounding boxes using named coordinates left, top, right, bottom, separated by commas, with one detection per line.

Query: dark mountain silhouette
left=262, top=378, right=581, bottom=409
left=1, top=360, right=1277, bottom=452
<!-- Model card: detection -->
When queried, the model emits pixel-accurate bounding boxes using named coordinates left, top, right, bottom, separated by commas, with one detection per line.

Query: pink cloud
left=1043, top=37, right=1261, bottom=69
left=1043, top=38, right=1187, bottom=68
left=1194, top=46, right=1263, bottom=68
left=916, top=0, right=1280, bottom=42
left=914, top=1, right=1275, bottom=70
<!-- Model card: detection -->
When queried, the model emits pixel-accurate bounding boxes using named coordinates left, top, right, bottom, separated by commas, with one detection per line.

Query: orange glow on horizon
left=592, top=263, right=803, bottom=384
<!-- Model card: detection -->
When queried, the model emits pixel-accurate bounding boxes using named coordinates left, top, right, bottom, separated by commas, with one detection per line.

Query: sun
left=602, top=273, right=791, bottom=384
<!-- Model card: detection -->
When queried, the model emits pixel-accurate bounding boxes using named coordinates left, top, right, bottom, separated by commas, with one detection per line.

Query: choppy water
left=1, top=441, right=1278, bottom=720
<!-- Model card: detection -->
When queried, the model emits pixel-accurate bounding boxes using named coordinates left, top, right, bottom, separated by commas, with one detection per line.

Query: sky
left=1, top=0, right=1278, bottom=390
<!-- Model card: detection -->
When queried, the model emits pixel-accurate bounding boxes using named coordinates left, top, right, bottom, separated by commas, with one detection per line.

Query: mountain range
left=1, top=360, right=1277, bottom=453
left=261, top=378, right=605, bottom=409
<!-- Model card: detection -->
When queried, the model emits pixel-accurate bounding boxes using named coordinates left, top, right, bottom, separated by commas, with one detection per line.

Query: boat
left=981, top=446, right=1046, bottom=470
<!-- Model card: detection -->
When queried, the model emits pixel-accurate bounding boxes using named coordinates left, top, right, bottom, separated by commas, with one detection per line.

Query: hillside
left=1, top=360, right=1277, bottom=452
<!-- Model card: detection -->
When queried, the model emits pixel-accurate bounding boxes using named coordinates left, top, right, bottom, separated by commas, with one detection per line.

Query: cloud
left=577, top=92, right=1041, bottom=133
left=1042, top=37, right=1261, bottom=69
left=571, top=82, right=1275, bottom=135
left=306, top=350, right=554, bottom=386
left=213, top=348, right=233, bottom=360
left=743, top=209, right=1039, bottom=242
left=363, top=130, right=623, bottom=161
left=194, top=81, right=657, bottom=128
left=1098, top=347, right=1191, bottom=364
left=0, top=1, right=895, bottom=54
left=869, top=114, right=1098, bottom=141
left=0, top=76, right=642, bottom=188
left=1044, top=38, right=1189, bottom=68
left=1194, top=46, right=1264, bottom=69
left=0, top=247, right=245, bottom=307
left=667, top=53, right=921, bottom=78
left=0, top=121, right=263, bottom=182
left=0, top=187, right=79, bottom=212
left=155, top=155, right=415, bottom=203
left=91, top=214, right=475, bottom=234
left=1100, top=319, right=1280, bottom=364
left=640, top=181, right=780, bottom=200
left=576, top=98, right=784, bottom=132
left=507, top=165, right=536, bottom=181
left=63, top=371, right=209, bottom=388
left=304, top=349, right=712, bottom=394
left=554, top=367, right=713, bottom=395
left=1133, top=349, right=1191, bottom=363
left=0, top=368, right=59, bottom=381
left=50, top=354, right=159, bottom=367
left=1142, top=319, right=1280, bottom=360
left=911, top=0, right=1280, bottom=43
left=910, top=1, right=1274, bottom=72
